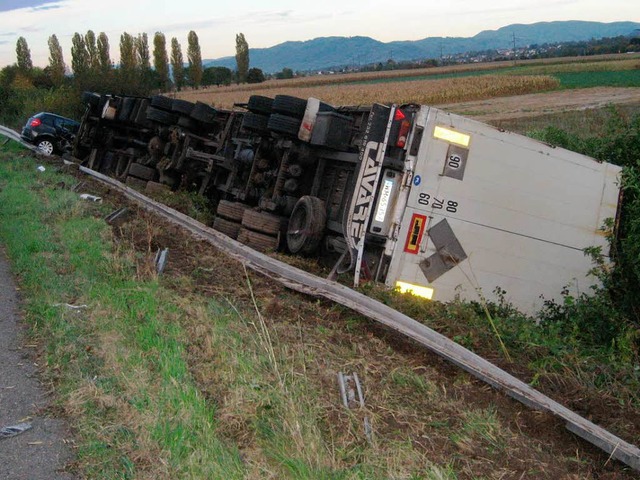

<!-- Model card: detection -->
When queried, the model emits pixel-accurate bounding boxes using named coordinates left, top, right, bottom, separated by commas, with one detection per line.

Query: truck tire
left=172, top=99, right=195, bottom=115
left=177, top=115, right=198, bottom=130
left=82, top=91, right=101, bottom=108
left=217, top=200, right=249, bottom=222
left=237, top=227, right=279, bottom=253
left=242, top=112, right=269, bottom=133
left=213, top=217, right=242, bottom=239
left=150, top=95, right=173, bottom=111
left=117, top=97, right=136, bottom=122
left=134, top=99, right=150, bottom=125
left=286, top=196, right=326, bottom=254
left=126, top=176, right=148, bottom=190
left=128, top=163, right=158, bottom=181
left=147, top=107, right=177, bottom=125
left=242, top=210, right=287, bottom=236
left=268, top=114, right=301, bottom=137
left=190, top=102, right=217, bottom=123
left=247, top=95, right=273, bottom=115
left=272, top=95, right=307, bottom=118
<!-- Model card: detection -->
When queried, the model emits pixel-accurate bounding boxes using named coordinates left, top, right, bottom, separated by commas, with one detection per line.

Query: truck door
left=386, top=108, right=621, bottom=313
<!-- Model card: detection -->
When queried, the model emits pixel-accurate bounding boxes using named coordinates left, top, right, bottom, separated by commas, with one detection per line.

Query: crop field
left=178, top=74, right=560, bottom=109
left=177, top=54, right=639, bottom=109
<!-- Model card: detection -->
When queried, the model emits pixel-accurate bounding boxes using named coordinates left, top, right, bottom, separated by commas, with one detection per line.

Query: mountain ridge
left=204, top=20, right=640, bottom=73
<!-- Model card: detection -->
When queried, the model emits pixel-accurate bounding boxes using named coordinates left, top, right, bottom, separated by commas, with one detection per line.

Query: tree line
left=0, top=30, right=261, bottom=126
left=8, top=29, right=205, bottom=94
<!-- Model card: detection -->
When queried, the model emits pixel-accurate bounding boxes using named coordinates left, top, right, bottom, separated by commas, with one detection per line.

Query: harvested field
left=178, top=74, right=560, bottom=109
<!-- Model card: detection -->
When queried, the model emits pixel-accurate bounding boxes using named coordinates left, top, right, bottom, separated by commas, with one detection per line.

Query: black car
left=20, top=112, right=80, bottom=156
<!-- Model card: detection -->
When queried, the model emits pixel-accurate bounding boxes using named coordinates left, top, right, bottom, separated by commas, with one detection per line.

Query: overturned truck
left=73, top=92, right=622, bottom=314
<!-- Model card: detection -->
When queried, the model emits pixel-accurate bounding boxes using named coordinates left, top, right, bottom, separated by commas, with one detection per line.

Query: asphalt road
left=0, top=245, right=75, bottom=479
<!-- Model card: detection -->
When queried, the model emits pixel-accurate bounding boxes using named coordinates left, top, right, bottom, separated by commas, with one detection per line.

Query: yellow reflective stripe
left=395, top=281, right=434, bottom=300
left=433, top=126, right=470, bottom=147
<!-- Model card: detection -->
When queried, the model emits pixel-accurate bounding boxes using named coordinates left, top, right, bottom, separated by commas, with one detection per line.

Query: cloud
left=0, top=1, right=64, bottom=13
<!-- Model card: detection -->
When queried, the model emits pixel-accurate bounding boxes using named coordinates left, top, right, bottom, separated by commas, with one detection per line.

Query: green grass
left=0, top=151, right=245, bottom=478
left=555, top=69, right=640, bottom=88
left=0, top=146, right=475, bottom=479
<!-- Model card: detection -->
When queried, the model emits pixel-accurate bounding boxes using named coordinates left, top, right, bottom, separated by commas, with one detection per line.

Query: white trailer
left=347, top=105, right=622, bottom=313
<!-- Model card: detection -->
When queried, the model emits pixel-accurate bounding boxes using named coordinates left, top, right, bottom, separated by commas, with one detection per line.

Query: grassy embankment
left=2, top=138, right=638, bottom=479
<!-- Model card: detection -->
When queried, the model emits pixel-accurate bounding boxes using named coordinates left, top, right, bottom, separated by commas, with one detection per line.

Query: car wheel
left=37, top=139, right=55, bottom=156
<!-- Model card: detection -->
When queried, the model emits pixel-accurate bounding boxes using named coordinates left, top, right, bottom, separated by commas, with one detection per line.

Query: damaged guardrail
left=77, top=163, right=640, bottom=471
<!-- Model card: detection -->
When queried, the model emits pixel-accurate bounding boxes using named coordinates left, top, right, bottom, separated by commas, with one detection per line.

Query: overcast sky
left=0, top=0, right=638, bottom=68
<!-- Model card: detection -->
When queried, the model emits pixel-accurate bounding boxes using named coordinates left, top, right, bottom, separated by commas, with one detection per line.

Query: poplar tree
left=136, top=33, right=151, bottom=70
left=85, top=30, right=99, bottom=71
left=97, top=32, right=112, bottom=74
left=235, top=33, right=249, bottom=83
left=16, top=37, right=33, bottom=73
left=47, top=34, right=66, bottom=86
left=119, top=32, right=137, bottom=72
left=170, top=37, right=185, bottom=91
left=187, top=30, right=203, bottom=88
left=153, top=32, right=170, bottom=90
left=71, top=32, right=89, bottom=78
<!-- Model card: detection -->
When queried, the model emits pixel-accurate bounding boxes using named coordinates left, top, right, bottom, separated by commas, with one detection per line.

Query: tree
left=47, top=34, right=66, bottom=86
left=202, top=66, right=232, bottom=87
left=235, top=33, right=249, bottom=83
left=170, top=37, right=185, bottom=91
left=15, top=37, right=33, bottom=73
left=71, top=32, right=89, bottom=78
left=97, top=32, right=112, bottom=74
left=85, top=30, right=99, bottom=71
left=136, top=33, right=151, bottom=70
left=275, top=67, right=294, bottom=80
left=187, top=30, right=203, bottom=88
left=246, top=67, right=265, bottom=84
left=119, top=32, right=137, bottom=72
left=153, top=32, right=170, bottom=90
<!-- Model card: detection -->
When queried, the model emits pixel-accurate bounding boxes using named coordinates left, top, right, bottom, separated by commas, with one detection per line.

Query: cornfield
left=177, top=74, right=560, bottom=109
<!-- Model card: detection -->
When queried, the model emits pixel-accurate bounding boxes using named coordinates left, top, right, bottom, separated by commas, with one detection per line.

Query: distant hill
left=204, top=20, right=640, bottom=73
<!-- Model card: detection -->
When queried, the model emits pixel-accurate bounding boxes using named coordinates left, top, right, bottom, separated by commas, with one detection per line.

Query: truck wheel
left=128, top=163, right=158, bottom=181
left=177, top=115, right=198, bottom=130
left=237, top=227, right=279, bottom=253
left=217, top=200, right=249, bottom=221
left=147, top=107, right=177, bottom=125
left=150, top=95, right=173, bottom=111
left=172, top=99, right=195, bottom=115
left=125, top=176, right=148, bottom=190
left=268, top=114, right=301, bottom=137
left=287, top=196, right=326, bottom=254
left=242, top=210, right=287, bottom=236
left=213, top=217, right=242, bottom=239
left=190, top=102, right=217, bottom=123
left=82, top=91, right=101, bottom=108
left=242, top=112, right=269, bottom=133
left=247, top=95, right=273, bottom=115
left=134, top=99, right=150, bottom=125
left=272, top=95, right=307, bottom=118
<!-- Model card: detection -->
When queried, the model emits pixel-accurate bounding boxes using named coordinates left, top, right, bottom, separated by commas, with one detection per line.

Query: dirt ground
left=439, top=86, right=640, bottom=121
left=4, top=86, right=640, bottom=478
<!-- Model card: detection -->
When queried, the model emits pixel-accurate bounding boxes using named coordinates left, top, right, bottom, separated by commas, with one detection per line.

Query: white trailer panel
left=386, top=107, right=621, bottom=313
